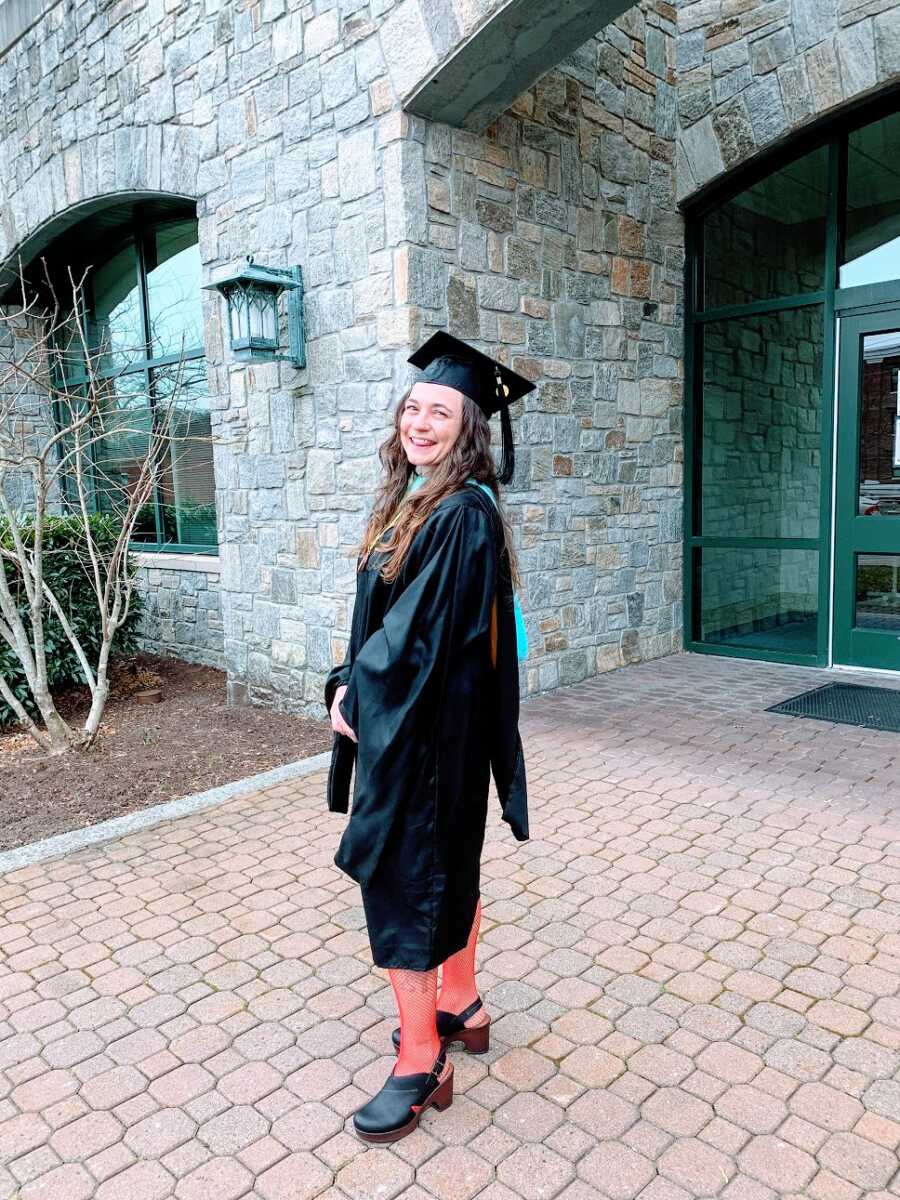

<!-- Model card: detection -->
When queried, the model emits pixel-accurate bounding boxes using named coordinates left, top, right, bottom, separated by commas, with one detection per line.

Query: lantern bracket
left=204, top=256, right=306, bottom=369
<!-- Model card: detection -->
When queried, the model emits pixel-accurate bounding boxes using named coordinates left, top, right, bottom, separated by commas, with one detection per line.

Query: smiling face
left=400, top=381, right=466, bottom=471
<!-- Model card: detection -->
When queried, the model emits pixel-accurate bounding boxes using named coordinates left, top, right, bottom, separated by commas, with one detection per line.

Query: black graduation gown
left=324, top=484, right=528, bottom=970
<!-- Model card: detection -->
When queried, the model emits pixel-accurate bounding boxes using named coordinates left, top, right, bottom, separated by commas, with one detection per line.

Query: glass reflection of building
left=686, top=104, right=900, bottom=664
left=52, top=211, right=216, bottom=552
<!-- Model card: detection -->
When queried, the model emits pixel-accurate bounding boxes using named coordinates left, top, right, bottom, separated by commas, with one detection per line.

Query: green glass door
left=834, top=309, right=900, bottom=669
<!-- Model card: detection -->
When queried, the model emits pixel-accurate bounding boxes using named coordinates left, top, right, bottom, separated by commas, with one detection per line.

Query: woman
left=324, top=331, right=531, bottom=1144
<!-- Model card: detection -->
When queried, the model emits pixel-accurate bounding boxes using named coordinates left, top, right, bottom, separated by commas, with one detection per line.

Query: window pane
left=859, top=328, right=900, bottom=516
left=91, top=372, right=157, bottom=542
left=700, top=306, right=824, bottom=539
left=145, top=220, right=204, bottom=360
left=842, top=111, right=900, bottom=289
left=703, top=146, right=828, bottom=309
left=56, top=313, right=89, bottom=383
left=153, top=363, right=216, bottom=548
left=698, top=546, right=819, bottom=654
left=90, top=239, right=145, bottom=371
left=856, top=554, right=900, bottom=630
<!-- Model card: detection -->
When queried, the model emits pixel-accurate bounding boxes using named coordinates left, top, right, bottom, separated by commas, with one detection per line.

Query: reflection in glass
left=56, top=317, right=88, bottom=384
left=699, top=547, right=819, bottom=654
left=146, top=221, right=204, bottom=359
left=701, top=306, right=824, bottom=539
left=842, top=111, right=900, bottom=289
left=703, top=146, right=828, bottom=309
left=856, top=554, right=900, bottom=630
left=858, top=329, right=900, bottom=517
left=91, top=372, right=157, bottom=542
left=90, top=240, right=144, bottom=371
left=153, top=363, right=216, bottom=547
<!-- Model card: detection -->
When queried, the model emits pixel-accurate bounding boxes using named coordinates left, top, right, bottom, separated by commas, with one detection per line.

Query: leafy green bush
left=858, top=564, right=893, bottom=599
left=0, top=514, right=143, bottom=726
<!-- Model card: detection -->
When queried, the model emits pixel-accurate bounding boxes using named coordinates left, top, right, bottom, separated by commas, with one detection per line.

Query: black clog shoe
left=353, top=1047, right=453, bottom=1143
left=391, top=996, right=490, bottom=1055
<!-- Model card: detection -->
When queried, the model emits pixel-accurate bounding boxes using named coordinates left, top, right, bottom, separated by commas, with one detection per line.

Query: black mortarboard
left=408, top=332, right=534, bottom=484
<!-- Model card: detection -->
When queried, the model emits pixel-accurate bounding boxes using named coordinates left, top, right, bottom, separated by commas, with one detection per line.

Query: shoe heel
left=430, top=1069, right=454, bottom=1111
left=458, top=1023, right=490, bottom=1054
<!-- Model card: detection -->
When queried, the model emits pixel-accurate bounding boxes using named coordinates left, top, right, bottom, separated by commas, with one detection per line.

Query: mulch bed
left=0, top=653, right=334, bottom=852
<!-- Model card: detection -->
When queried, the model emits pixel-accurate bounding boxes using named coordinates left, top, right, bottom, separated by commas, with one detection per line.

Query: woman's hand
left=330, top=685, right=358, bottom=743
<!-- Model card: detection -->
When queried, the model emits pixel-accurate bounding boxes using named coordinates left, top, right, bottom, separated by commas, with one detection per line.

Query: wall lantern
left=204, top=256, right=306, bottom=368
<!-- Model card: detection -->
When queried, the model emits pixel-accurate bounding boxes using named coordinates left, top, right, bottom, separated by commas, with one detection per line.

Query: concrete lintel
left=405, top=0, right=634, bottom=132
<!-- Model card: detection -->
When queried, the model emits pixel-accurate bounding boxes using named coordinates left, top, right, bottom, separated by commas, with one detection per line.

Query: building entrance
left=686, top=99, right=900, bottom=673
left=834, top=310, right=900, bottom=670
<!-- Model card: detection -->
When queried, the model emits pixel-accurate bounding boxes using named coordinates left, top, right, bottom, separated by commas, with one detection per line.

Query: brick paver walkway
left=2, top=653, right=900, bottom=1200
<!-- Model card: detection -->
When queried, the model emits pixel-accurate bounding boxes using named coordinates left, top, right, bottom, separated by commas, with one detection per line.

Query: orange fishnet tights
left=390, top=897, right=486, bottom=1075
left=437, top=897, right=483, bottom=1017
left=389, top=967, right=441, bottom=1075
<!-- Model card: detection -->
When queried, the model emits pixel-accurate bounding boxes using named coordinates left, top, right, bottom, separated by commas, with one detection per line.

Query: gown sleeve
left=334, top=500, right=496, bottom=886
left=324, top=660, right=352, bottom=719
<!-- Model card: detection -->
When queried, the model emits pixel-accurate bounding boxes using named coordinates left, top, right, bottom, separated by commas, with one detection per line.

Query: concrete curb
left=0, top=750, right=333, bottom=875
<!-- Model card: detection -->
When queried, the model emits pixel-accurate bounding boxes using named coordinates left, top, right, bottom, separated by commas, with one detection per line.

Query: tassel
left=497, top=404, right=515, bottom=484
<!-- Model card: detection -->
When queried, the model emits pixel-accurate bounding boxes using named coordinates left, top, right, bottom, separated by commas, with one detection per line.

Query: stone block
left=680, top=0, right=723, bottom=34
left=711, top=40, right=749, bottom=76
left=711, top=95, right=756, bottom=166
left=778, top=58, right=813, bottom=124
left=460, top=221, right=488, bottom=271
left=553, top=304, right=586, bottom=358
left=751, top=27, right=795, bottom=74
left=337, top=126, right=375, bottom=201
left=680, top=115, right=725, bottom=188
left=874, top=8, right=900, bottom=75
left=320, top=49, right=357, bottom=108
left=656, top=79, right=677, bottom=139
left=680, top=77, right=713, bottom=126
left=477, top=275, right=519, bottom=313
left=305, top=449, right=336, bottom=496
left=305, top=9, right=339, bottom=56
left=837, top=18, right=877, bottom=94
left=806, top=38, right=843, bottom=109
left=678, top=27, right=706, bottom=70
left=794, top=0, right=838, bottom=52
left=646, top=27, right=667, bottom=78
left=440, top=272, right=476, bottom=339
left=744, top=73, right=788, bottom=143
left=398, top=244, right=444, bottom=308
left=383, top=139, right=427, bottom=245
left=600, top=132, right=634, bottom=184
left=380, top=0, right=438, bottom=98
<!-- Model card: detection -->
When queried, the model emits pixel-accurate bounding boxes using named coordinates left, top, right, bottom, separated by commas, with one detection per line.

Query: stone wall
left=0, top=0, right=825, bottom=711
left=0, top=0, right=687, bottom=713
left=416, top=5, right=684, bottom=691
left=134, top=559, right=224, bottom=668
left=676, top=0, right=900, bottom=201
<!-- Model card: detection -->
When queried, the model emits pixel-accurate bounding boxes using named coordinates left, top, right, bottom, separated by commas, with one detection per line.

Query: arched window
left=51, top=207, right=216, bottom=552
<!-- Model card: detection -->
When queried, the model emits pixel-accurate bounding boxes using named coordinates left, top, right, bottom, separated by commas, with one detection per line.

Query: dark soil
left=0, top=653, right=334, bottom=852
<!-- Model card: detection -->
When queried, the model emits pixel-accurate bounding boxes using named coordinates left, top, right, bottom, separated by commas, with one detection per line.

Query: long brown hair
left=358, top=390, right=521, bottom=587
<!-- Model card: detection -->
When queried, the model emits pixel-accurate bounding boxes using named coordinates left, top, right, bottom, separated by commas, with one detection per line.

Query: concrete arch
left=0, top=124, right=201, bottom=292
left=676, top=3, right=900, bottom=203
left=381, top=0, right=634, bottom=131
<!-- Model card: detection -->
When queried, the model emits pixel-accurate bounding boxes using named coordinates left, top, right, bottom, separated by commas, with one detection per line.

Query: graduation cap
left=408, top=332, right=534, bottom=484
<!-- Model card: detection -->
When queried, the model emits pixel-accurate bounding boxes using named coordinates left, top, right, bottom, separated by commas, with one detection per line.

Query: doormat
left=767, top=682, right=900, bottom=733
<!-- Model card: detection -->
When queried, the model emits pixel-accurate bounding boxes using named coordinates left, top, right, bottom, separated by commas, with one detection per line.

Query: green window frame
left=684, top=93, right=900, bottom=667
left=54, top=214, right=216, bottom=555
